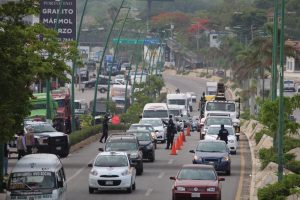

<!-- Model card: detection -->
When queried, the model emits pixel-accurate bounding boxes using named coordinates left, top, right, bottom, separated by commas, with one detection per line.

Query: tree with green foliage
left=0, top=0, right=78, bottom=142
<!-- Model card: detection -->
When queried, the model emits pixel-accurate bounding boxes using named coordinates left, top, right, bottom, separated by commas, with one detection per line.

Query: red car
left=170, top=164, right=225, bottom=200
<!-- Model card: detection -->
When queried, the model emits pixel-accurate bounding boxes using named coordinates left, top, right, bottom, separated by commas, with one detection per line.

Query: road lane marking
left=66, top=158, right=94, bottom=183
left=145, top=188, right=153, bottom=196
left=158, top=172, right=165, bottom=179
left=235, top=135, right=245, bottom=200
left=168, top=159, right=174, bottom=164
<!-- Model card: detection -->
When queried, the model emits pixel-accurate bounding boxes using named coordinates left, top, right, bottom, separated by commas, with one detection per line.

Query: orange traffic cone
left=170, top=140, right=177, bottom=155
left=186, top=126, right=191, bottom=136
left=176, top=137, right=181, bottom=150
left=181, top=132, right=186, bottom=142
left=179, top=135, right=183, bottom=148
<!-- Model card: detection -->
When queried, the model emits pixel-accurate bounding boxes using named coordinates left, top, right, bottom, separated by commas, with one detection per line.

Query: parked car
left=170, top=164, right=225, bottom=200
left=24, top=121, right=70, bottom=158
left=88, top=151, right=136, bottom=193
left=204, top=125, right=238, bottom=154
left=100, top=134, right=143, bottom=175
left=126, top=130, right=156, bottom=162
left=139, top=118, right=166, bottom=143
left=190, top=140, right=231, bottom=175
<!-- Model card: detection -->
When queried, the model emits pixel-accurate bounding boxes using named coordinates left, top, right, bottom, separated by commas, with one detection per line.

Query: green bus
left=29, top=93, right=57, bottom=120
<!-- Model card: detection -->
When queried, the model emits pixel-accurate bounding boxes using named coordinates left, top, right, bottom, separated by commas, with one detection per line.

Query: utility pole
left=271, top=0, right=279, bottom=101
left=71, top=0, right=89, bottom=131
left=92, top=0, right=125, bottom=124
left=277, top=0, right=285, bottom=182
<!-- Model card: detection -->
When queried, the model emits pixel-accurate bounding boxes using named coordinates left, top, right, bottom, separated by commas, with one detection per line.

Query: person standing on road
left=217, top=124, right=229, bottom=144
left=99, top=113, right=110, bottom=143
left=163, top=115, right=176, bottom=149
left=65, top=116, right=71, bottom=134
left=16, top=131, right=27, bottom=160
left=25, top=128, right=35, bottom=154
left=3, top=143, right=9, bottom=176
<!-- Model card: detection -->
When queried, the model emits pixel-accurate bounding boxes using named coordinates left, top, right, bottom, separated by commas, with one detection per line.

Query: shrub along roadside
left=257, top=174, right=300, bottom=200
left=254, top=128, right=273, bottom=144
left=69, top=124, right=129, bottom=146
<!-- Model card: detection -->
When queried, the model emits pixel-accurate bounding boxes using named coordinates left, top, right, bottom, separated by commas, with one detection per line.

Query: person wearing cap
left=217, top=124, right=229, bottom=144
left=163, top=115, right=176, bottom=149
left=99, top=113, right=110, bottom=143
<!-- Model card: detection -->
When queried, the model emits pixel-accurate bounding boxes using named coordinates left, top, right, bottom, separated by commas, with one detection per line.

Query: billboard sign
left=40, top=0, right=76, bottom=41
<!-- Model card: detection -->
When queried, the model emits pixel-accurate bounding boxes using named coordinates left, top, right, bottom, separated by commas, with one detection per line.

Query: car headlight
left=90, top=170, right=98, bottom=176
left=207, top=187, right=216, bottom=192
left=121, top=170, right=130, bottom=176
left=194, top=155, right=202, bottom=161
left=222, top=156, right=229, bottom=161
left=130, top=152, right=138, bottom=159
left=229, top=140, right=234, bottom=143
left=176, top=186, right=186, bottom=191
left=38, top=137, right=48, bottom=145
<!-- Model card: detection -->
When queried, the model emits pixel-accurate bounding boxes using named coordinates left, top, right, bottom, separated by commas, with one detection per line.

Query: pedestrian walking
left=25, top=128, right=35, bottom=154
left=163, top=115, right=177, bottom=149
left=65, top=116, right=71, bottom=134
left=99, top=113, right=110, bottom=143
left=3, top=143, right=9, bottom=176
left=16, top=131, right=27, bottom=160
left=217, top=124, right=229, bottom=144
left=81, top=88, right=85, bottom=93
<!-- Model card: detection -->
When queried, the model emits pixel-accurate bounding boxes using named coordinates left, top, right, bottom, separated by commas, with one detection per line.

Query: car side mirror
left=218, top=177, right=225, bottom=181
left=88, top=163, right=93, bottom=167
left=169, top=176, right=176, bottom=180
left=189, top=150, right=195, bottom=153
left=98, top=148, right=104, bottom=152
left=58, top=180, right=64, bottom=188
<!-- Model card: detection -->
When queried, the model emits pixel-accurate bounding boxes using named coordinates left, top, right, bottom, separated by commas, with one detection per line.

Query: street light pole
left=277, top=0, right=285, bottom=182
left=92, top=0, right=125, bottom=124
left=106, top=7, right=131, bottom=113
left=71, top=0, right=89, bottom=132
left=271, top=0, right=279, bottom=101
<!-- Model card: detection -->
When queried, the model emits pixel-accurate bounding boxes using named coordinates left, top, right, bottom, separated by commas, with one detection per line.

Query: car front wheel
left=89, top=187, right=96, bottom=194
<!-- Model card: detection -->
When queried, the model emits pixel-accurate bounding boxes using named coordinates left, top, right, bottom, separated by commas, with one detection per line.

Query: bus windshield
left=143, top=110, right=168, bottom=118
left=206, top=102, right=235, bottom=112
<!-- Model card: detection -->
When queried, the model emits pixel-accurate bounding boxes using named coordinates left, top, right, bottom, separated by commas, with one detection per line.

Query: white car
left=88, top=151, right=136, bottom=193
left=204, top=125, right=237, bottom=154
left=139, top=118, right=166, bottom=143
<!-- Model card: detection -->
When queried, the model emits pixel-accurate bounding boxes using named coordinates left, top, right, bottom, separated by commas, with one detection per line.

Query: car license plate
left=191, top=193, right=200, bottom=198
left=56, top=146, right=62, bottom=150
left=105, top=181, right=113, bottom=185
left=208, top=161, right=215, bottom=165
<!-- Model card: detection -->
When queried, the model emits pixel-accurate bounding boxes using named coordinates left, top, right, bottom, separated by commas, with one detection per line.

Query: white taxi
left=88, top=151, right=136, bottom=193
left=204, top=125, right=238, bottom=154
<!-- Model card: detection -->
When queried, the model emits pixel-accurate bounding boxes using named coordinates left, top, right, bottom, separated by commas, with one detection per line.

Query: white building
left=285, top=40, right=300, bottom=72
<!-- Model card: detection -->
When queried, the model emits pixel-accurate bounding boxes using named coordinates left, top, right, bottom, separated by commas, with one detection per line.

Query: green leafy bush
left=258, top=174, right=300, bottom=200
left=241, top=109, right=251, bottom=120
left=286, top=160, right=300, bottom=174
left=284, top=136, right=300, bottom=152
left=258, top=148, right=295, bottom=170
left=255, top=128, right=273, bottom=144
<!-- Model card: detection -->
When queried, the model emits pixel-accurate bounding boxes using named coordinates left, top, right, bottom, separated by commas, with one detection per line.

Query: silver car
left=139, top=118, right=166, bottom=143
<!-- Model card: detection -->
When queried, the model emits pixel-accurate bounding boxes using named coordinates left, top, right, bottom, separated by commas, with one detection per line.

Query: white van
left=167, top=93, right=188, bottom=115
left=142, top=103, right=169, bottom=120
left=6, top=154, right=67, bottom=200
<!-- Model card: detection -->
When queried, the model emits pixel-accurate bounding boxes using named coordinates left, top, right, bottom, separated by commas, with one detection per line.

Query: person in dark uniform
left=163, top=115, right=176, bottom=149
left=99, top=113, right=110, bottom=143
left=217, top=124, right=229, bottom=144
left=65, top=116, right=71, bottom=134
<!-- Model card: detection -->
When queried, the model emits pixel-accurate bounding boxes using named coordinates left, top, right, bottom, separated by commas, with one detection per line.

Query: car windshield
left=206, top=118, right=232, bottom=126
left=129, top=125, right=154, bottom=132
left=26, top=123, right=56, bottom=134
left=32, top=103, right=46, bottom=110
left=169, top=110, right=180, bottom=116
left=140, top=119, right=162, bottom=127
left=206, top=102, right=235, bottom=112
left=207, top=127, right=234, bottom=135
left=9, top=171, right=55, bottom=190
left=133, top=132, right=151, bottom=141
left=196, top=142, right=228, bottom=152
left=94, top=155, right=128, bottom=167
left=168, top=99, right=186, bottom=105
left=143, top=110, right=168, bottom=118
left=177, top=168, right=217, bottom=180
left=106, top=142, right=137, bottom=151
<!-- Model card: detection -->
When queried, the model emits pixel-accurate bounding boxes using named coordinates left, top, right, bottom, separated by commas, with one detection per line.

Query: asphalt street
left=5, top=72, right=252, bottom=200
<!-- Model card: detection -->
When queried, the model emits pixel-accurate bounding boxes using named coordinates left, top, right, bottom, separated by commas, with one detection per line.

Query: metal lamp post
left=277, top=0, right=285, bottom=182
left=71, top=0, right=89, bottom=131
left=92, top=0, right=126, bottom=124
left=106, top=7, right=131, bottom=113
left=271, top=0, right=279, bottom=101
